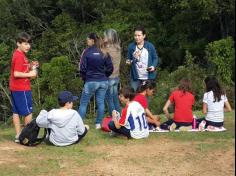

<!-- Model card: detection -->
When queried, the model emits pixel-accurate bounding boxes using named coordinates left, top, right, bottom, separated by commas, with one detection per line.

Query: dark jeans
left=160, top=119, right=192, bottom=130
left=108, top=121, right=131, bottom=138
left=75, top=127, right=88, bottom=144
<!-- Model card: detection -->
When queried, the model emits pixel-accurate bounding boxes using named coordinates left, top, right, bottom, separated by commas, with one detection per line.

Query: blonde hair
left=104, top=29, right=121, bottom=50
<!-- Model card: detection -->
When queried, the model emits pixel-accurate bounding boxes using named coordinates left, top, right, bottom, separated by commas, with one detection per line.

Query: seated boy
left=108, top=86, right=149, bottom=139
left=36, top=91, right=89, bottom=146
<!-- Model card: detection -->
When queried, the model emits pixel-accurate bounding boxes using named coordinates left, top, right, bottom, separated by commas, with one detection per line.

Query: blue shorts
left=11, top=91, right=33, bottom=116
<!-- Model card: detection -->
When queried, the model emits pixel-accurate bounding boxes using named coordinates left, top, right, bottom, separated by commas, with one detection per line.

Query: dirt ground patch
left=76, top=138, right=235, bottom=176
left=0, top=138, right=234, bottom=176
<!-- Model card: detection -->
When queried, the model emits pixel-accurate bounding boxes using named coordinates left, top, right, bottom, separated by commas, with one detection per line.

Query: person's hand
left=29, top=70, right=37, bottom=79
left=126, top=60, right=132, bottom=65
left=133, top=50, right=141, bottom=59
left=147, top=66, right=155, bottom=72
left=85, top=124, right=90, bottom=130
left=31, top=60, right=39, bottom=69
left=112, top=110, right=117, bottom=119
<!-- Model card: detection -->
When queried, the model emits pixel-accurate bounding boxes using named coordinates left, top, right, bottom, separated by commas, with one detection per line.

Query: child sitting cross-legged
left=161, top=78, right=195, bottom=131
left=134, top=80, right=161, bottom=130
left=36, top=91, right=89, bottom=146
left=108, top=86, right=149, bottom=139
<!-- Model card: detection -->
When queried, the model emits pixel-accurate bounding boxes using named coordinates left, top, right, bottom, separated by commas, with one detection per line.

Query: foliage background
left=0, top=0, right=235, bottom=122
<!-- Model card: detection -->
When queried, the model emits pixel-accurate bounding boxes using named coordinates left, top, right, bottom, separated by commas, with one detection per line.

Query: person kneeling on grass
left=161, top=78, right=195, bottom=131
left=36, top=91, right=89, bottom=147
left=108, top=86, right=149, bottom=139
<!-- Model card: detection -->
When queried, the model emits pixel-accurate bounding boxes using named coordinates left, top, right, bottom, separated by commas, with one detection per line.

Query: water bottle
left=192, top=115, right=197, bottom=129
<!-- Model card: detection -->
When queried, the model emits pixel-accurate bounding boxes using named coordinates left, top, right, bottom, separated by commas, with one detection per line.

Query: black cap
left=58, top=91, right=78, bottom=104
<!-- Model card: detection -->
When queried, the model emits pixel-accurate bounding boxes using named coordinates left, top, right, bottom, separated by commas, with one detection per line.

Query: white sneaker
left=198, top=120, right=206, bottom=131
left=15, top=134, right=20, bottom=143
left=169, top=123, right=177, bottom=131
left=95, top=124, right=101, bottom=129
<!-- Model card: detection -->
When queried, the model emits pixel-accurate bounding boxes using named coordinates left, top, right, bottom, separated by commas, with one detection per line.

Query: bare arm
left=224, top=101, right=232, bottom=112
left=163, top=100, right=172, bottom=119
left=202, top=103, right=207, bottom=115
left=14, top=70, right=37, bottom=78
left=145, top=108, right=155, bottom=120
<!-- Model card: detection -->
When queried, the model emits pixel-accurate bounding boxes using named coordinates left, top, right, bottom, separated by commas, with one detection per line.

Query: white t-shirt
left=134, top=46, right=149, bottom=80
left=203, top=91, right=228, bottom=122
left=119, top=101, right=149, bottom=139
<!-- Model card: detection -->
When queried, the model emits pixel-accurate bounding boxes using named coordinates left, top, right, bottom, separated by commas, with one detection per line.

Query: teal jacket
left=127, top=41, right=158, bottom=80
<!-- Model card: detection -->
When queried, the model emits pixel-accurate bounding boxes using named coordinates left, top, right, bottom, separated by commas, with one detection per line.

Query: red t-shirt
left=133, top=93, right=148, bottom=109
left=9, top=49, right=31, bottom=91
left=119, top=104, right=129, bottom=126
left=169, top=90, right=195, bottom=123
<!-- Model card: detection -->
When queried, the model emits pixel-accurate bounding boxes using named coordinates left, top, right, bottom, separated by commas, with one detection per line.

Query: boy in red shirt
left=162, top=78, right=195, bottom=131
left=9, top=32, right=38, bottom=142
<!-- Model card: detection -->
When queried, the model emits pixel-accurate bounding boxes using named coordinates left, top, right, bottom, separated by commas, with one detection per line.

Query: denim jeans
left=105, top=77, right=121, bottom=116
left=78, top=81, right=108, bottom=124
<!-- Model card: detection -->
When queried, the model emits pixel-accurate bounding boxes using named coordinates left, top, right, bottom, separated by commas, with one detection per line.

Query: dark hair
left=134, top=26, right=147, bottom=40
left=16, top=32, right=31, bottom=43
left=137, top=80, right=156, bottom=93
left=178, top=78, right=192, bottom=93
left=58, top=101, right=66, bottom=107
left=204, top=76, right=224, bottom=102
left=88, top=33, right=99, bottom=43
left=119, top=86, right=135, bottom=101
left=88, top=32, right=108, bottom=57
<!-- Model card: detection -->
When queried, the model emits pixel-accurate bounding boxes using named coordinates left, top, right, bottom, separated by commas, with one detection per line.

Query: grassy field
left=0, top=111, right=235, bottom=176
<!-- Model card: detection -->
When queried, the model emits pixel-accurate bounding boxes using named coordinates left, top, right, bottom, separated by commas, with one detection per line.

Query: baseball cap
left=58, top=91, right=78, bottom=104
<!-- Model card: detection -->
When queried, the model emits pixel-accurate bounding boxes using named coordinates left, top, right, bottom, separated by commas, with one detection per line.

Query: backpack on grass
left=19, top=118, right=47, bottom=146
left=101, top=116, right=112, bottom=132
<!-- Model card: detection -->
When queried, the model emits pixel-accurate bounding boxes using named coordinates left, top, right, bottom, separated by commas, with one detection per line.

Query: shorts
left=11, top=91, right=33, bottom=116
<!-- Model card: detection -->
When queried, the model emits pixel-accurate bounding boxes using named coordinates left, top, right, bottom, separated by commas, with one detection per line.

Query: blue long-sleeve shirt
left=80, top=45, right=113, bottom=82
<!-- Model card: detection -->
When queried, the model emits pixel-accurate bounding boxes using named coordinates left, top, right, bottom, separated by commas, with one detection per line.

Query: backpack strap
left=32, top=128, right=47, bottom=146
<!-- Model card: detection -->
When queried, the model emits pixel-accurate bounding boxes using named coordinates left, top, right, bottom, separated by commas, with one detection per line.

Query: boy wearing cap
left=36, top=91, right=89, bottom=146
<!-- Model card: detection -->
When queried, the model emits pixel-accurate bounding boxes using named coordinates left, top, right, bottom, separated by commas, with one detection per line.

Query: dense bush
left=31, top=56, right=83, bottom=115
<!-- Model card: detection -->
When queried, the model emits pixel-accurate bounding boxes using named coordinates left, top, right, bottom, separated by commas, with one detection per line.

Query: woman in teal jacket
left=126, top=26, right=158, bottom=91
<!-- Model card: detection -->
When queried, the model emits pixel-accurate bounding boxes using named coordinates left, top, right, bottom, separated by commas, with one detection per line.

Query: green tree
left=33, top=56, right=83, bottom=113
left=205, top=37, right=235, bottom=85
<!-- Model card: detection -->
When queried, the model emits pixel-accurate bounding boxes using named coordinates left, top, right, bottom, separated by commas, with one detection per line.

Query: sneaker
left=148, top=124, right=155, bottom=130
left=95, top=124, right=101, bottom=129
left=153, top=127, right=161, bottom=131
left=15, top=134, right=20, bottom=143
left=179, top=125, right=192, bottom=131
left=198, top=120, right=206, bottom=131
left=169, top=123, right=176, bottom=131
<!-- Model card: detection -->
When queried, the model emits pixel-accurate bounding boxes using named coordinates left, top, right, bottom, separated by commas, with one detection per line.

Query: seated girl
left=161, top=78, right=195, bottom=131
left=198, top=76, right=232, bottom=131
left=134, top=80, right=161, bottom=130
left=108, top=86, right=149, bottom=139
